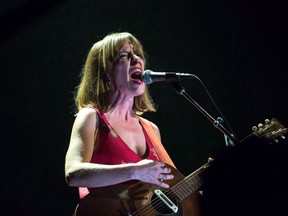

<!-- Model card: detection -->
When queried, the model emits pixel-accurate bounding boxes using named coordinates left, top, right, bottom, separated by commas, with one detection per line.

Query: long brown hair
left=74, top=32, right=156, bottom=115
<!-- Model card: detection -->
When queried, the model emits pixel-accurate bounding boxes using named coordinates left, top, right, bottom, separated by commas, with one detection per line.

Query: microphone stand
left=169, top=81, right=238, bottom=146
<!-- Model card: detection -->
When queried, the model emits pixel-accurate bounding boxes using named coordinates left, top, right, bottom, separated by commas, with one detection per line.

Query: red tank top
left=90, top=109, right=160, bottom=164
left=79, top=108, right=160, bottom=198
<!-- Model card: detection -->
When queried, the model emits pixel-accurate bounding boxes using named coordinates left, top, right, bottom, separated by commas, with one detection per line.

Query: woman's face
left=111, top=41, right=145, bottom=97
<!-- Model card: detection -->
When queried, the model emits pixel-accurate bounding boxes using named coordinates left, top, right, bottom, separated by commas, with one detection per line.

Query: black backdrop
left=1, top=1, right=287, bottom=215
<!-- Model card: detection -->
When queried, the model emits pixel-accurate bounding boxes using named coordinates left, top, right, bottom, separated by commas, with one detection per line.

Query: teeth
left=131, top=69, right=142, bottom=81
left=133, top=69, right=141, bottom=74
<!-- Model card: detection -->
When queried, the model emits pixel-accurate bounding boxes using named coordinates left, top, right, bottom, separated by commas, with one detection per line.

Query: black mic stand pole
left=169, top=81, right=238, bottom=146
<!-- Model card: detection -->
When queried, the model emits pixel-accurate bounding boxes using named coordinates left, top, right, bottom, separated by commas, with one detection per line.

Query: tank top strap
left=86, top=107, right=110, bottom=129
left=138, top=117, right=176, bottom=168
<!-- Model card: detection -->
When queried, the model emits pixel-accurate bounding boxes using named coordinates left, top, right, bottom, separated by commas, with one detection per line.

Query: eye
left=119, top=53, right=129, bottom=59
left=114, top=51, right=143, bottom=63
left=115, top=51, right=131, bottom=62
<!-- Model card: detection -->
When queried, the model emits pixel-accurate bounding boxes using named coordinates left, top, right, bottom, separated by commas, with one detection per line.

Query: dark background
left=1, top=0, right=287, bottom=215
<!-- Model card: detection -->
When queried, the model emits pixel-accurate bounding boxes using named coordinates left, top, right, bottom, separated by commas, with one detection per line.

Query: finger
left=163, top=174, right=174, bottom=180
left=157, top=180, right=170, bottom=189
left=162, top=167, right=171, bottom=174
left=158, top=174, right=164, bottom=181
left=155, top=174, right=174, bottom=188
left=157, top=161, right=165, bottom=168
left=158, top=174, right=174, bottom=181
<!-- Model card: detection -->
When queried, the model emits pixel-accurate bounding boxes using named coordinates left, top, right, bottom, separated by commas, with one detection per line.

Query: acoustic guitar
left=75, top=118, right=287, bottom=216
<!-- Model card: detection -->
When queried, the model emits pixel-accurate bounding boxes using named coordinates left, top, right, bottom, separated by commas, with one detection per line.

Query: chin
left=130, top=84, right=145, bottom=95
left=133, top=90, right=144, bottom=97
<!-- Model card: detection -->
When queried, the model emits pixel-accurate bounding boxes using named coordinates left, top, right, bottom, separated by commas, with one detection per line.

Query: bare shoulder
left=149, top=121, right=159, bottom=132
left=141, top=117, right=161, bottom=138
left=149, top=120, right=161, bottom=139
left=66, top=108, right=99, bottom=166
left=73, top=107, right=99, bottom=131
left=77, top=107, right=97, bottom=118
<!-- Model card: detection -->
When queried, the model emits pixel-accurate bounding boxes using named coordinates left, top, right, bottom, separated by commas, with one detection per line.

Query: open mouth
left=130, top=69, right=143, bottom=83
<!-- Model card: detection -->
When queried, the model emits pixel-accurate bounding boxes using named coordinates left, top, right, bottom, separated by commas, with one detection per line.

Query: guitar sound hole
left=151, top=193, right=181, bottom=215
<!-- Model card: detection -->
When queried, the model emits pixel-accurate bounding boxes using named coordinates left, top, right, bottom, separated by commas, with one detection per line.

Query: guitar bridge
left=154, top=189, right=178, bottom=213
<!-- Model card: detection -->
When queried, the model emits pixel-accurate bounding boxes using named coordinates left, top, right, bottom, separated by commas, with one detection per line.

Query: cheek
left=112, top=65, right=129, bottom=82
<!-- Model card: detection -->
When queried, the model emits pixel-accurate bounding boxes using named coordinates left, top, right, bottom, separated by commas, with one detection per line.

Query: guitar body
left=76, top=164, right=202, bottom=216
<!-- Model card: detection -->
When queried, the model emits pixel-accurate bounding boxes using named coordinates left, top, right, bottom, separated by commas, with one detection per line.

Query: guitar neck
left=172, top=118, right=288, bottom=201
left=170, top=162, right=210, bottom=201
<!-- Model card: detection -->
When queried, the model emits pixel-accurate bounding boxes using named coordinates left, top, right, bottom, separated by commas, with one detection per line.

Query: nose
left=130, top=54, right=139, bottom=65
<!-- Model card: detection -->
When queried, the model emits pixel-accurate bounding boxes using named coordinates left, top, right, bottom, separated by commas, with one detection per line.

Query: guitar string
left=137, top=168, right=203, bottom=215
left=129, top=186, right=176, bottom=216
left=129, top=186, right=176, bottom=215
left=141, top=123, right=287, bottom=215
left=133, top=124, right=287, bottom=215
left=129, top=174, right=203, bottom=215
left=129, top=163, right=209, bottom=215
left=131, top=176, right=202, bottom=216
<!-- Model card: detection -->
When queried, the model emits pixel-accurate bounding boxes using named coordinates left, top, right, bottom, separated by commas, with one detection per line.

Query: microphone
left=142, top=69, right=196, bottom=84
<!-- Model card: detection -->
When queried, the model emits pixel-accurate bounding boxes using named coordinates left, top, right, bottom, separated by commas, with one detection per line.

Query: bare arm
left=65, top=108, right=173, bottom=188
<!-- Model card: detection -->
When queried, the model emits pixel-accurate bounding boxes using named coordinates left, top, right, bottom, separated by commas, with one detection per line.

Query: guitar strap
left=139, top=117, right=176, bottom=168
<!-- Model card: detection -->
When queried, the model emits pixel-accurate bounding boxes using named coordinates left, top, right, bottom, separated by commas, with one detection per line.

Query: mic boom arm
left=169, top=81, right=238, bottom=145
